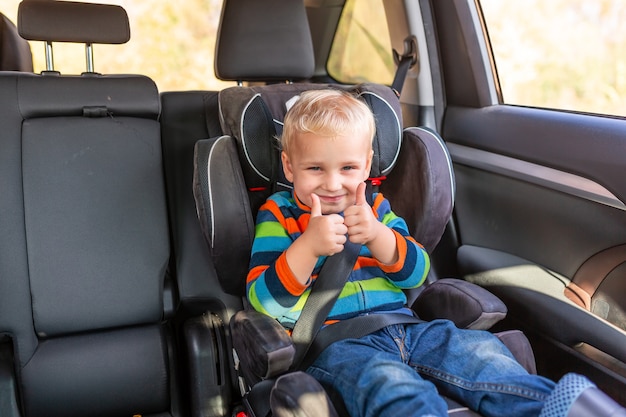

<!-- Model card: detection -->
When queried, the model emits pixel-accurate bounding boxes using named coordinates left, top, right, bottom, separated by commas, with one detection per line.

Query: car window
left=0, top=0, right=231, bottom=92
left=327, top=0, right=394, bottom=85
left=480, top=0, right=626, bottom=117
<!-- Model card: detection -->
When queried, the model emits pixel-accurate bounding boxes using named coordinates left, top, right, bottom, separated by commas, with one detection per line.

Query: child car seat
left=192, top=81, right=536, bottom=417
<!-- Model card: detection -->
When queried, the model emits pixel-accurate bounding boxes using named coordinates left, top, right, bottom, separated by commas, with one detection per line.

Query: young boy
left=246, top=89, right=615, bottom=417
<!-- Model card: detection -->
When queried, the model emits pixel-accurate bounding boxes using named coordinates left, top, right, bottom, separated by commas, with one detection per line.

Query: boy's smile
left=282, top=131, right=373, bottom=214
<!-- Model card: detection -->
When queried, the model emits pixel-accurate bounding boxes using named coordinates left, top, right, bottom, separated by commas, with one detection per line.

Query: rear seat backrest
left=0, top=2, right=175, bottom=416
left=21, top=75, right=167, bottom=336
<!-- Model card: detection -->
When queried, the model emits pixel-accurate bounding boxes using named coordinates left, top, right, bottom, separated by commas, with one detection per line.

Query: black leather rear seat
left=0, top=2, right=179, bottom=416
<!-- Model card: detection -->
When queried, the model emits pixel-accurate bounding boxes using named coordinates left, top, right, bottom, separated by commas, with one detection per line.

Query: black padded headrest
left=214, top=0, right=314, bottom=82
left=18, top=0, right=130, bottom=44
left=218, top=83, right=402, bottom=197
left=1, top=12, right=33, bottom=71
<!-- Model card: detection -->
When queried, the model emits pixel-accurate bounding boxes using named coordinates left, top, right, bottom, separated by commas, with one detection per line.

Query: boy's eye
left=342, top=166, right=355, bottom=171
left=307, top=166, right=321, bottom=171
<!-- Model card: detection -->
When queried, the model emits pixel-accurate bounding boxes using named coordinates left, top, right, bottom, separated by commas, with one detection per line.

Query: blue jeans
left=307, top=319, right=556, bottom=417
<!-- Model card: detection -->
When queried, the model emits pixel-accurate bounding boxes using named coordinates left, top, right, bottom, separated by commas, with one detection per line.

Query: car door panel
left=442, top=103, right=626, bottom=396
left=444, top=104, right=626, bottom=304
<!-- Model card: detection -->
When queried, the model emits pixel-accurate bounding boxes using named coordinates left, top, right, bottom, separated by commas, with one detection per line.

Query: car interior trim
left=448, top=143, right=626, bottom=212
left=465, top=0, right=499, bottom=105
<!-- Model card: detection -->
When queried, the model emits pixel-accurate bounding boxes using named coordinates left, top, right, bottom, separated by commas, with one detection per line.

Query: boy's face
left=282, top=131, right=373, bottom=214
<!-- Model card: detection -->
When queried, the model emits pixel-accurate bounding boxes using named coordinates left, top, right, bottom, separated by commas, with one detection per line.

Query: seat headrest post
left=86, top=43, right=94, bottom=73
left=44, top=41, right=54, bottom=71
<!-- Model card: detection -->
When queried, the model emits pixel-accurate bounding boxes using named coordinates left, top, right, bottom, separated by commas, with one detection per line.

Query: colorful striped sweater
left=247, top=190, right=430, bottom=328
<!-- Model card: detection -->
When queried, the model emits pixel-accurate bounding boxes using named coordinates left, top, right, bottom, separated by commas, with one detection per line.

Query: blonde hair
left=281, top=89, right=376, bottom=155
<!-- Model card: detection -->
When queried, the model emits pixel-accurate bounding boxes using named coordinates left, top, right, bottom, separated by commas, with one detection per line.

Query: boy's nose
left=323, top=173, right=342, bottom=191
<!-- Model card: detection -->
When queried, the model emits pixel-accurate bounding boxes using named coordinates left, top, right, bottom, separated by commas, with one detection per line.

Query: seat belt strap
left=297, top=313, right=424, bottom=371
left=290, top=239, right=362, bottom=371
left=391, top=35, right=418, bottom=95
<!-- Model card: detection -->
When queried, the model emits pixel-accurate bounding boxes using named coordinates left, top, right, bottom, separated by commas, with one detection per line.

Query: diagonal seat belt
left=391, top=35, right=418, bottom=95
left=289, top=191, right=424, bottom=371
left=290, top=239, right=362, bottom=371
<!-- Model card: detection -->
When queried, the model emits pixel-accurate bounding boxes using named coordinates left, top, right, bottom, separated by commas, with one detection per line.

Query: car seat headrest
left=1, top=12, right=33, bottom=71
left=18, top=0, right=130, bottom=45
left=218, top=83, right=402, bottom=211
left=214, top=0, right=315, bottom=82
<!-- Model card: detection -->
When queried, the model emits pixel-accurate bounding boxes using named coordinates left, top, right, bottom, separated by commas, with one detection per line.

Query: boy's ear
left=281, top=151, right=294, bottom=182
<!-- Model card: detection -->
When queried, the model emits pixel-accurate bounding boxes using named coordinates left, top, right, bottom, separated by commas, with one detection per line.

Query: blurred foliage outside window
left=0, top=0, right=232, bottom=92
left=481, top=0, right=626, bottom=117
left=2, top=0, right=625, bottom=117
left=327, top=0, right=394, bottom=86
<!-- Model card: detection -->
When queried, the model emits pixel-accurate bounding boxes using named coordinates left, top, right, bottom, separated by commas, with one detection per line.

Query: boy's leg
left=404, top=319, right=555, bottom=417
left=307, top=327, right=449, bottom=417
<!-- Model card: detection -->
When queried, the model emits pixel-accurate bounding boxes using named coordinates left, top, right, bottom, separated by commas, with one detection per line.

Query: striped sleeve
left=246, top=194, right=308, bottom=321
left=373, top=193, right=430, bottom=289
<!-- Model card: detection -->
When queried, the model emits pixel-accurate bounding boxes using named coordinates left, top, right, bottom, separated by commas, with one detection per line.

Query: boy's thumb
left=310, top=193, right=322, bottom=217
left=355, top=182, right=368, bottom=206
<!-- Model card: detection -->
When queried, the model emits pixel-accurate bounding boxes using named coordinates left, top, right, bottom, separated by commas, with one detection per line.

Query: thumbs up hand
left=344, top=182, right=378, bottom=245
left=305, top=193, right=347, bottom=257
left=309, top=192, right=323, bottom=218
